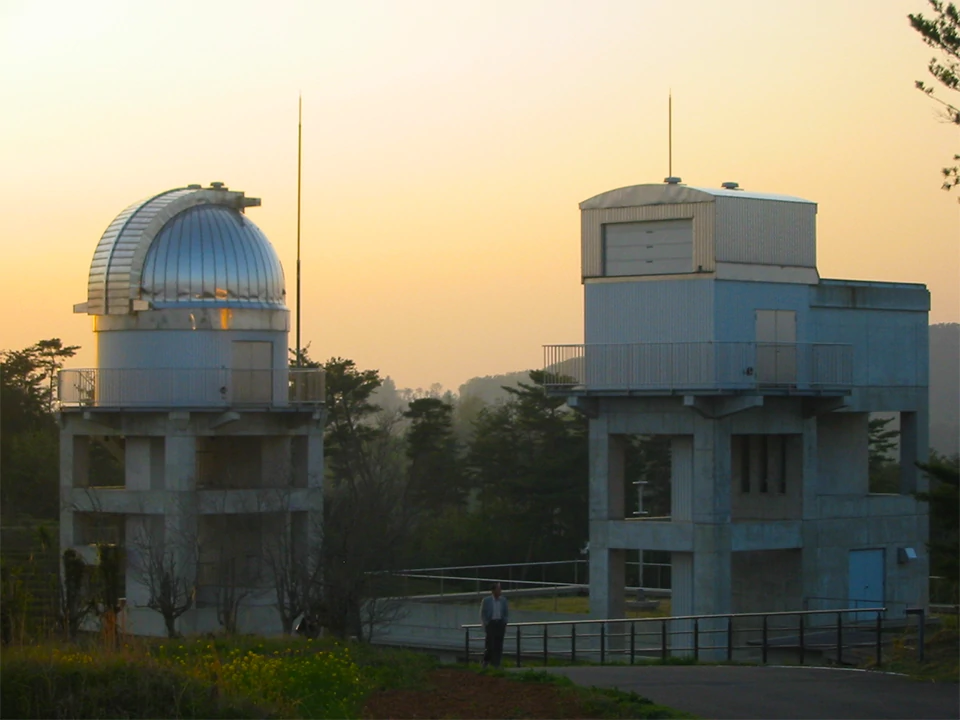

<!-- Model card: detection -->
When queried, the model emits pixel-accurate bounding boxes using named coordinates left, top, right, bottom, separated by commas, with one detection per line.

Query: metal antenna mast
left=296, top=94, right=302, bottom=367
left=668, top=90, right=673, bottom=178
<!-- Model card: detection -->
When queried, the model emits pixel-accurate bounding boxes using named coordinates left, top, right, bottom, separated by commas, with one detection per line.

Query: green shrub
left=0, top=653, right=269, bottom=719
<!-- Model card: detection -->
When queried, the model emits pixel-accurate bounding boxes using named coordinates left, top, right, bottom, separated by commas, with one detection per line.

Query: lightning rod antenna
left=668, top=90, right=673, bottom=178
left=296, top=94, right=302, bottom=367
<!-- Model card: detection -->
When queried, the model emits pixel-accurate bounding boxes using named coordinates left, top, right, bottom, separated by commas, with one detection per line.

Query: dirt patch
left=362, top=668, right=587, bottom=719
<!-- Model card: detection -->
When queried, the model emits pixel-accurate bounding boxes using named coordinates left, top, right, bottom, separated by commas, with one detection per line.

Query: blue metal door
left=848, top=549, right=884, bottom=622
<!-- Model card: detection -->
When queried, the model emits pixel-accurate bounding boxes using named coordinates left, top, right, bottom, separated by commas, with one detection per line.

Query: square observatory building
left=542, top=178, right=930, bottom=647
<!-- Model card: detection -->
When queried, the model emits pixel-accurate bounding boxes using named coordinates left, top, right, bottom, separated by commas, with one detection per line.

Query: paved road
left=537, top=665, right=959, bottom=719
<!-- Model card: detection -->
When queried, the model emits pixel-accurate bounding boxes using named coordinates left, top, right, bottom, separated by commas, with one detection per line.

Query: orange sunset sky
left=1, top=0, right=957, bottom=391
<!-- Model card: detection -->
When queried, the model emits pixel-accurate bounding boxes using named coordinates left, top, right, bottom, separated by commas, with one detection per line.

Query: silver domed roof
left=82, top=184, right=285, bottom=315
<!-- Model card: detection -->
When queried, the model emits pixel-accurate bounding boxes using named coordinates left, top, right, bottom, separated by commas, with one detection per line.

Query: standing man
left=480, top=582, right=509, bottom=668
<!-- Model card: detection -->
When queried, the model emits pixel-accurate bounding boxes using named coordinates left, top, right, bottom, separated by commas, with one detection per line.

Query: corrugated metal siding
left=584, top=279, right=714, bottom=344
left=88, top=189, right=195, bottom=314
left=714, top=197, right=816, bottom=267
left=582, top=203, right=715, bottom=278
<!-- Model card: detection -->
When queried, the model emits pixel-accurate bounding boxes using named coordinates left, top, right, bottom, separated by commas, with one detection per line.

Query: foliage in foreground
left=868, top=615, right=960, bottom=682
left=0, top=638, right=368, bottom=719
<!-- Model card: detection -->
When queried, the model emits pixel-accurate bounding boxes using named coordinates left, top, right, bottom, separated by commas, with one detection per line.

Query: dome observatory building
left=60, top=183, right=325, bottom=636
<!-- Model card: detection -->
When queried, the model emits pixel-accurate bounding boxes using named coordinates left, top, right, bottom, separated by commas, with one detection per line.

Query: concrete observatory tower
left=543, top=178, right=930, bottom=652
left=60, top=183, right=324, bottom=636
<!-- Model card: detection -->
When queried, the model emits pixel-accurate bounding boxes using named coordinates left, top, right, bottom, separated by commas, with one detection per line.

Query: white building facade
left=544, top=181, right=930, bottom=634
left=60, top=183, right=324, bottom=635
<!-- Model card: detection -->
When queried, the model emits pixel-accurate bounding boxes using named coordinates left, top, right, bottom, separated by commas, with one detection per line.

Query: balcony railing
left=59, top=367, right=325, bottom=408
left=543, top=342, right=852, bottom=394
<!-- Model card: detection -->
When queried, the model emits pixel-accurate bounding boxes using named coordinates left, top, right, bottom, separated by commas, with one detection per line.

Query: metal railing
left=463, top=606, right=887, bottom=668
left=543, top=342, right=853, bottom=393
left=803, top=595, right=912, bottom=619
left=59, top=367, right=325, bottom=408
left=385, top=559, right=673, bottom=597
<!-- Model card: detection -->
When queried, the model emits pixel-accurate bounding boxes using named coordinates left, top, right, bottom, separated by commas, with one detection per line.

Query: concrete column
left=676, top=416, right=732, bottom=656
left=670, top=552, right=693, bottom=653
left=261, top=436, right=291, bottom=486
left=800, top=416, right=820, bottom=611
left=670, top=437, right=693, bottom=521
left=125, top=438, right=151, bottom=491
left=60, top=431, right=83, bottom=555
left=305, top=423, right=324, bottom=579
left=161, top=434, right=198, bottom=635
left=164, top=436, right=197, bottom=492
left=589, top=420, right=625, bottom=522
left=306, top=425, right=324, bottom=490
left=589, top=548, right=626, bottom=619
left=124, top=515, right=153, bottom=608
left=589, top=418, right=626, bottom=619
left=899, top=410, right=928, bottom=494
left=692, top=415, right=731, bottom=524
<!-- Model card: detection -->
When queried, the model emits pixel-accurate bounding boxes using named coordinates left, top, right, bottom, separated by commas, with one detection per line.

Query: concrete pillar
left=164, top=436, right=197, bottom=493
left=692, top=415, right=731, bottom=524
left=670, top=437, right=693, bottom=521
left=671, top=416, right=732, bottom=657
left=589, top=418, right=626, bottom=619
left=590, top=548, right=626, bottom=619
left=589, top=420, right=625, bottom=522
left=161, top=434, right=198, bottom=635
left=261, top=436, right=291, bottom=486
left=124, top=515, right=154, bottom=608
left=125, top=438, right=151, bottom=491
left=306, top=426, right=324, bottom=490
left=305, top=423, right=324, bottom=579
left=800, top=416, right=820, bottom=612
left=899, top=410, right=928, bottom=494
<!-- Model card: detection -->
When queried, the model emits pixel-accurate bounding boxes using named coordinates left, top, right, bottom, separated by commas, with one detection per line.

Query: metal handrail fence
left=542, top=342, right=853, bottom=392
left=384, top=559, right=672, bottom=597
left=803, top=595, right=912, bottom=618
left=59, top=367, right=325, bottom=408
left=463, top=606, right=887, bottom=668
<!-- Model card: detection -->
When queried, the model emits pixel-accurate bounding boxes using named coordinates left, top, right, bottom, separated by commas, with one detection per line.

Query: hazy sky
left=2, top=0, right=957, bottom=391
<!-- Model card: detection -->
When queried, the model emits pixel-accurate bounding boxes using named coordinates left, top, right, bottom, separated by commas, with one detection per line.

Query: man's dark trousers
left=484, top=619, right=507, bottom=668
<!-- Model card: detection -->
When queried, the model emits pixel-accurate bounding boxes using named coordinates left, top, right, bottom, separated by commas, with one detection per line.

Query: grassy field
left=0, top=635, right=692, bottom=719
left=866, top=615, right=959, bottom=683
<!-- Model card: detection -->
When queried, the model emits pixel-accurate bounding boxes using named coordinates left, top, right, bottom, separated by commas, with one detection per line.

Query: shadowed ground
left=536, top=665, right=959, bottom=720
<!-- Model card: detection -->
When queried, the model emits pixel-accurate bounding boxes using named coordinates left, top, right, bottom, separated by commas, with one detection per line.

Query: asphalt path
left=536, top=665, right=960, bottom=719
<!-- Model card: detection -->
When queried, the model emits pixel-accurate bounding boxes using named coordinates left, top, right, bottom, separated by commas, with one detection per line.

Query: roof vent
left=186, top=183, right=202, bottom=189
left=664, top=176, right=682, bottom=185
left=210, top=181, right=226, bottom=190
left=721, top=181, right=740, bottom=190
